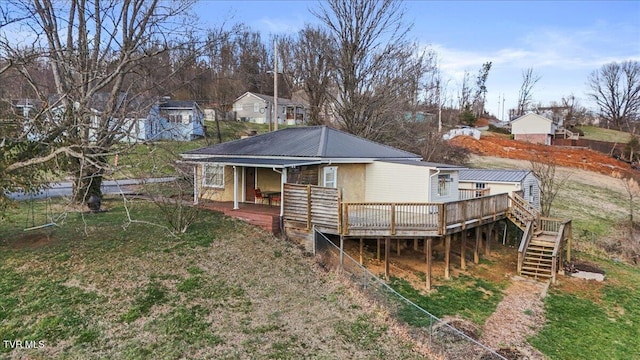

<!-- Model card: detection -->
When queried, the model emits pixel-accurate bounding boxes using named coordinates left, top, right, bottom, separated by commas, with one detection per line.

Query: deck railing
left=517, top=220, right=534, bottom=274
left=342, top=203, right=442, bottom=235
left=508, top=193, right=539, bottom=227
left=444, top=194, right=509, bottom=230
left=458, top=188, right=491, bottom=200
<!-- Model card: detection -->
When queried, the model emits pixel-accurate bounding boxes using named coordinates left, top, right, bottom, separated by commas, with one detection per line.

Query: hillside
left=450, top=134, right=635, bottom=178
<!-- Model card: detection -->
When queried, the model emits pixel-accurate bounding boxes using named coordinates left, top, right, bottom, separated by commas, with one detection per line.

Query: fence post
left=390, top=203, right=396, bottom=235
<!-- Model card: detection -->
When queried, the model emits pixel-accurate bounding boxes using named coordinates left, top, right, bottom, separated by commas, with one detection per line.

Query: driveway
left=7, top=177, right=176, bottom=201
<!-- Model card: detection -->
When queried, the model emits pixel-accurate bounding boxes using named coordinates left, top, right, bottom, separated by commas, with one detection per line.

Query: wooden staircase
left=508, top=193, right=572, bottom=283
left=520, top=233, right=556, bottom=279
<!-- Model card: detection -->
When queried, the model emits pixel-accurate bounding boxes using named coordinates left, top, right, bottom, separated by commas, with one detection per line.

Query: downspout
left=429, top=169, right=441, bottom=202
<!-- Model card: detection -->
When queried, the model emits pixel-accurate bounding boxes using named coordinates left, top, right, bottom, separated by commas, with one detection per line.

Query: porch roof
left=182, top=157, right=323, bottom=168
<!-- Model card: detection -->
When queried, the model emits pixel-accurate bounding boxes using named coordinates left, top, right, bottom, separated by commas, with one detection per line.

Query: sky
left=196, top=0, right=640, bottom=121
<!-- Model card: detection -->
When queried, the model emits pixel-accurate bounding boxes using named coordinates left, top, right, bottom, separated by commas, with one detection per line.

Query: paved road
left=7, top=177, right=177, bottom=201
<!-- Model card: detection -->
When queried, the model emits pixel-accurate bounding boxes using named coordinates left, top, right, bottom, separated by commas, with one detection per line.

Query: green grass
left=529, top=267, right=640, bottom=359
left=577, top=125, right=632, bottom=143
left=0, top=198, right=422, bottom=359
left=389, top=275, right=506, bottom=326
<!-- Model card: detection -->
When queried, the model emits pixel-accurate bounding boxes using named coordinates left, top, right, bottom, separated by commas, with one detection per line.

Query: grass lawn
left=576, top=125, right=632, bottom=143
left=0, top=199, right=422, bottom=359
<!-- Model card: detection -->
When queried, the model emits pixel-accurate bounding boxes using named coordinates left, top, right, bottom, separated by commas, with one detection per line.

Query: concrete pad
left=571, top=271, right=605, bottom=281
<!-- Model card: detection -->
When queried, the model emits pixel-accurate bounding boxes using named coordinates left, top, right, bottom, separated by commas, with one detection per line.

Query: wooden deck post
left=461, top=230, right=467, bottom=270
left=485, top=223, right=494, bottom=256
left=474, top=227, right=480, bottom=264
left=414, top=238, right=418, bottom=251
left=359, top=238, right=364, bottom=265
left=444, top=235, right=451, bottom=280
left=385, top=237, right=390, bottom=280
left=426, top=238, right=433, bottom=290
left=377, top=238, right=381, bottom=261
left=396, top=238, right=401, bottom=256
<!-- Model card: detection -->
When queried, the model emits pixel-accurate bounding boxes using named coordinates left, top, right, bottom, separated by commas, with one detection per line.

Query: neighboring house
left=510, top=113, right=556, bottom=145
left=458, top=169, right=540, bottom=209
left=146, top=99, right=205, bottom=141
left=233, top=92, right=306, bottom=125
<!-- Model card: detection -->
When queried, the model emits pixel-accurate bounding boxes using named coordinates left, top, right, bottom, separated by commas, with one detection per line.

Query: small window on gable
left=254, top=103, right=260, bottom=112
left=203, top=164, right=224, bottom=188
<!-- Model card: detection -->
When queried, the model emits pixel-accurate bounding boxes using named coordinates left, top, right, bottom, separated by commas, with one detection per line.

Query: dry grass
left=0, top=199, right=426, bottom=359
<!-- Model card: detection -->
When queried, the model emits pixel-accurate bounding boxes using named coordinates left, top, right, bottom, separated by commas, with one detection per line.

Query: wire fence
left=313, top=228, right=507, bottom=360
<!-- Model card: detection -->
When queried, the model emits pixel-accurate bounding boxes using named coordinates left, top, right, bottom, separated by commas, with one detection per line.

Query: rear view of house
left=147, top=99, right=204, bottom=141
left=510, top=113, right=556, bottom=145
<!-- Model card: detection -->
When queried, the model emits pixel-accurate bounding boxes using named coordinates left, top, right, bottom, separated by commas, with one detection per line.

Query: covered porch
left=198, top=200, right=281, bottom=234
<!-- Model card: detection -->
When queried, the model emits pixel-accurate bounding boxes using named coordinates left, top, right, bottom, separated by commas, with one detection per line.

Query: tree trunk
left=73, top=155, right=106, bottom=203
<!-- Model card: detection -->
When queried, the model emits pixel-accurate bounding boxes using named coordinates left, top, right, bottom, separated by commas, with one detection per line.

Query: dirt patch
left=565, top=260, right=606, bottom=274
left=451, top=134, right=636, bottom=178
left=5, top=232, right=56, bottom=249
left=480, top=276, right=548, bottom=360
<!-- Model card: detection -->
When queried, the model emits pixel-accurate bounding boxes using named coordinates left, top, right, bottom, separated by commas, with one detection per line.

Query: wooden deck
left=198, top=201, right=281, bottom=235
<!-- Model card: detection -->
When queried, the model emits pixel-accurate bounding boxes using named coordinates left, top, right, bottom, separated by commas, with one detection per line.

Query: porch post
left=233, top=166, right=239, bottom=210
left=193, top=166, right=198, bottom=205
left=444, top=234, right=451, bottom=280
left=280, top=167, right=287, bottom=217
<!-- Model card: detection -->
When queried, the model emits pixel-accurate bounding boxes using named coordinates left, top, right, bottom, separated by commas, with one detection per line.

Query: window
left=438, top=174, right=451, bottom=196
left=188, top=115, right=192, bottom=124
left=203, top=164, right=224, bottom=188
left=169, top=114, right=182, bottom=123
left=254, top=103, right=260, bottom=112
left=323, top=166, right=337, bottom=188
left=475, top=182, right=486, bottom=197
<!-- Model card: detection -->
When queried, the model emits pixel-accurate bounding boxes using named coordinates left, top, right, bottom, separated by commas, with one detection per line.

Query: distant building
left=233, top=92, right=306, bottom=125
left=510, top=113, right=556, bottom=145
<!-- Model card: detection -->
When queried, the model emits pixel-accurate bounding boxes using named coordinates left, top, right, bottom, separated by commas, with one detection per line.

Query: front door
left=245, top=167, right=256, bottom=202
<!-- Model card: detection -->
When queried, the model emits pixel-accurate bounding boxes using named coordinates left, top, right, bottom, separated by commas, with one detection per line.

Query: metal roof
left=183, top=126, right=421, bottom=160
left=182, top=157, right=322, bottom=168
left=458, top=169, right=531, bottom=183
left=379, top=160, right=466, bottom=169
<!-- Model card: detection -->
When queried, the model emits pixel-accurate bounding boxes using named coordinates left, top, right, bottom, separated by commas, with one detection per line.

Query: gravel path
left=481, top=276, right=549, bottom=359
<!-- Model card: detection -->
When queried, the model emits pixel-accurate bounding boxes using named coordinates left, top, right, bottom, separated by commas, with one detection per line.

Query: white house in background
left=458, top=169, right=540, bottom=209
left=233, top=92, right=306, bottom=125
left=510, top=113, right=556, bottom=145
left=146, top=99, right=205, bottom=141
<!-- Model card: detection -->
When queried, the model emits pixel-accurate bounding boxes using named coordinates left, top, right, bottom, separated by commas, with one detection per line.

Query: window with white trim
left=254, top=103, right=260, bottom=112
left=438, top=174, right=451, bottom=196
left=203, top=164, right=224, bottom=188
left=475, top=182, right=486, bottom=197
left=323, top=166, right=337, bottom=188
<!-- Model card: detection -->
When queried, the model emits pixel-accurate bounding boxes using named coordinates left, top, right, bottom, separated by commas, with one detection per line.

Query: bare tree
left=472, top=61, right=492, bottom=118
left=312, top=0, right=424, bottom=141
left=2, top=0, right=198, bottom=203
left=279, top=26, right=335, bottom=125
left=517, top=68, right=541, bottom=117
left=530, top=152, right=571, bottom=217
left=587, top=60, right=640, bottom=131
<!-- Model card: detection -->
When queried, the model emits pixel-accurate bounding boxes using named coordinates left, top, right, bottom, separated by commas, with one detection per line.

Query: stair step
left=520, top=270, right=552, bottom=278
left=523, top=258, right=553, bottom=265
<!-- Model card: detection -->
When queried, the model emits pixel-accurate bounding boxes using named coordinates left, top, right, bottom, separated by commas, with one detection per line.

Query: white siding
left=364, top=162, right=430, bottom=202
left=429, top=170, right=459, bottom=202
left=522, top=172, right=541, bottom=209
left=511, top=113, right=554, bottom=135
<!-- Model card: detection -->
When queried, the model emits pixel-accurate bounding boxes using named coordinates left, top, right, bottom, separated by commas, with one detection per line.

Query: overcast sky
left=196, top=0, right=640, bottom=120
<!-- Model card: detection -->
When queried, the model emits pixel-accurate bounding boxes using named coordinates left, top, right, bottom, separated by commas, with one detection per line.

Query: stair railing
left=517, top=220, right=534, bottom=274
left=508, top=193, right=540, bottom=228
left=550, top=222, right=568, bottom=284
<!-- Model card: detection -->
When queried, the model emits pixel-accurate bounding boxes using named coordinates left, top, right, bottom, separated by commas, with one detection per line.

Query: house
left=180, top=125, right=571, bottom=287
left=145, top=99, right=205, bottom=141
left=233, top=92, right=306, bottom=125
left=180, top=126, right=466, bottom=209
left=458, top=169, right=540, bottom=209
left=510, top=113, right=556, bottom=145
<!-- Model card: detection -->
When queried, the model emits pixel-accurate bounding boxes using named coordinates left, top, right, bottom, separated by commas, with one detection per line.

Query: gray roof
left=459, top=169, right=531, bottom=183
left=379, top=160, right=466, bottom=169
left=159, top=100, right=197, bottom=109
left=241, top=92, right=298, bottom=106
left=183, top=126, right=420, bottom=159
left=188, top=157, right=322, bottom=168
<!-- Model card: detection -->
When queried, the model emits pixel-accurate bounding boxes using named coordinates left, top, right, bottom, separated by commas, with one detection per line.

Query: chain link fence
left=313, top=229, right=507, bottom=360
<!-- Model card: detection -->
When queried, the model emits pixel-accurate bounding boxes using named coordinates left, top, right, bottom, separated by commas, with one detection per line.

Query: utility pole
left=502, top=94, right=505, bottom=122
left=273, top=38, right=278, bottom=131
left=437, top=80, right=442, bottom=132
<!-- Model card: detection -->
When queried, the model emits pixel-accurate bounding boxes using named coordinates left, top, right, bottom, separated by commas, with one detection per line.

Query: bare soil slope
left=450, top=134, right=635, bottom=178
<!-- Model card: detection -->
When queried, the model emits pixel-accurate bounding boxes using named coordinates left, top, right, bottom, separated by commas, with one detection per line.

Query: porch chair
left=254, top=188, right=267, bottom=204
